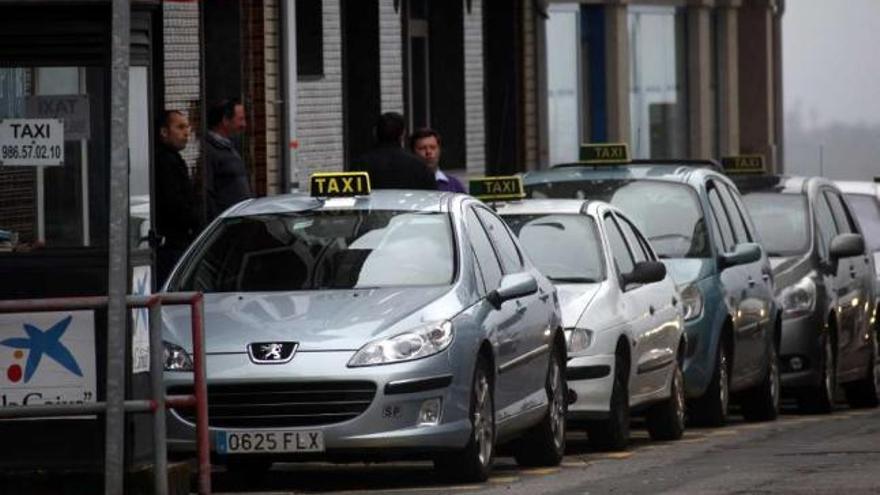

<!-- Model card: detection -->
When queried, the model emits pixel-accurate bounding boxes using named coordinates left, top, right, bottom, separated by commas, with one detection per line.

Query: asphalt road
left=214, top=403, right=880, bottom=495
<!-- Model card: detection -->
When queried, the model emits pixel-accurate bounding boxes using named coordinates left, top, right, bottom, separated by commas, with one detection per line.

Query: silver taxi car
left=496, top=198, right=686, bottom=451
left=160, top=172, right=567, bottom=482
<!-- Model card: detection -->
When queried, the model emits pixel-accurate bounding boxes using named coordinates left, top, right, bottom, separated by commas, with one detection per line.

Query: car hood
left=162, top=287, right=454, bottom=353
left=555, top=283, right=602, bottom=328
left=661, top=258, right=714, bottom=288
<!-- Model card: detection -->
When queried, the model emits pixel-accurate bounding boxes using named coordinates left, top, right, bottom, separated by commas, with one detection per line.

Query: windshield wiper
left=549, top=276, right=599, bottom=284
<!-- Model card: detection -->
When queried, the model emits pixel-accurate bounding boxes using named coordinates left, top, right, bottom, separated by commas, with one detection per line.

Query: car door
left=473, top=206, right=551, bottom=421
left=615, top=212, right=680, bottom=398
left=602, top=213, right=655, bottom=399
left=706, top=180, right=760, bottom=383
left=824, top=189, right=872, bottom=378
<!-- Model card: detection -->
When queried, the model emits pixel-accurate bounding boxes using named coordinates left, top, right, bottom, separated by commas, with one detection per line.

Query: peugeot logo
left=247, top=342, right=298, bottom=364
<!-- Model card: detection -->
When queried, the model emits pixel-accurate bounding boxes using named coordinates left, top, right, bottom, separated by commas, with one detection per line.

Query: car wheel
left=586, top=351, right=630, bottom=451
left=646, top=362, right=686, bottom=441
left=844, top=333, right=879, bottom=408
left=798, top=332, right=836, bottom=414
left=741, top=343, right=780, bottom=422
left=434, top=356, right=494, bottom=482
left=690, top=344, right=729, bottom=426
left=513, top=345, right=567, bottom=467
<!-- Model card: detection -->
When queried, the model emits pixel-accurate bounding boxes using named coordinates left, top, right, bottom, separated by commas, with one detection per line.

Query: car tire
left=741, top=343, right=780, bottom=422
left=434, top=356, right=495, bottom=482
left=798, top=332, right=836, bottom=414
left=690, top=344, right=729, bottom=427
left=646, top=362, right=686, bottom=441
left=513, top=345, right=567, bottom=467
left=844, top=334, right=879, bottom=408
left=586, top=352, right=630, bottom=451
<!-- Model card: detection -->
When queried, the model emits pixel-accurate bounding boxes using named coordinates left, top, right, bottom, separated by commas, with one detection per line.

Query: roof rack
left=552, top=158, right=722, bottom=172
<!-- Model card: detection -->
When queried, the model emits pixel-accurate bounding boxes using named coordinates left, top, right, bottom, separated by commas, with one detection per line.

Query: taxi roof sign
left=469, top=176, right=524, bottom=201
left=310, top=171, right=371, bottom=197
left=721, top=155, right=766, bottom=175
left=579, top=143, right=630, bottom=164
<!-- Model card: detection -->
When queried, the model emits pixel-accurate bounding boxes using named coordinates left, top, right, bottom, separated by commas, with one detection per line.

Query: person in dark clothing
left=204, top=98, right=252, bottom=221
left=155, top=110, right=200, bottom=284
left=409, top=127, right=467, bottom=193
left=350, top=112, right=436, bottom=190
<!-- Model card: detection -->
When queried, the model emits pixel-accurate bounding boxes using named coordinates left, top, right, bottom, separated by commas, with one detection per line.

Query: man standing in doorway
left=204, top=98, right=252, bottom=221
left=410, top=128, right=466, bottom=193
left=155, top=110, right=200, bottom=284
left=351, top=112, right=436, bottom=190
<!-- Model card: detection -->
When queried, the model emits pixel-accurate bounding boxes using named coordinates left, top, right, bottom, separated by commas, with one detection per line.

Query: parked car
left=160, top=173, right=567, bottom=482
left=735, top=175, right=878, bottom=411
left=496, top=198, right=686, bottom=450
left=524, top=156, right=781, bottom=425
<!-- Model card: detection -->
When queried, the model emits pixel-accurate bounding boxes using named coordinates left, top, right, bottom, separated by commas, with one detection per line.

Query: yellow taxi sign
left=309, top=172, right=371, bottom=197
left=579, top=143, right=630, bottom=164
left=721, top=155, right=766, bottom=175
left=469, top=176, right=524, bottom=201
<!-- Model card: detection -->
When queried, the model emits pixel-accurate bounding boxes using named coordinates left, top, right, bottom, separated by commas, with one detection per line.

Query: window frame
left=602, top=212, right=637, bottom=281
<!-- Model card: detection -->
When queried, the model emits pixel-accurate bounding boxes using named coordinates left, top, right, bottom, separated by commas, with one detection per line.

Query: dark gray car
left=737, top=175, right=879, bottom=412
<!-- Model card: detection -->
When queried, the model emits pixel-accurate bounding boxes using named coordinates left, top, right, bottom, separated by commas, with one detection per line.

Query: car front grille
left=168, top=381, right=377, bottom=428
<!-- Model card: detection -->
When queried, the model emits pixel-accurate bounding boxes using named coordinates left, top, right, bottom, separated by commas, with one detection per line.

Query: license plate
left=215, top=430, right=325, bottom=454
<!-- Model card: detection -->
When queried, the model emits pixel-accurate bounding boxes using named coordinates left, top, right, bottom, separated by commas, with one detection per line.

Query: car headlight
left=348, top=321, right=454, bottom=367
left=681, top=284, right=703, bottom=321
left=565, top=328, right=593, bottom=354
left=164, top=341, right=194, bottom=371
left=781, top=275, right=816, bottom=318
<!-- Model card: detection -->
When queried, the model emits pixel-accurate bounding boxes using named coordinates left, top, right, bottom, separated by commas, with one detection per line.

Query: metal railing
left=0, top=292, right=210, bottom=494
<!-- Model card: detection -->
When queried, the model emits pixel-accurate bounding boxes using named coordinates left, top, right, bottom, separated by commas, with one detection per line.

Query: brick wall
left=522, top=0, right=539, bottom=169
left=162, top=0, right=201, bottom=173
left=379, top=0, right=404, bottom=114
left=242, top=0, right=268, bottom=195
left=263, top=0, right=282, bottom=194
left=294, top=0, right=345, bottom=184
left=464, top=0, right=486, bottom=176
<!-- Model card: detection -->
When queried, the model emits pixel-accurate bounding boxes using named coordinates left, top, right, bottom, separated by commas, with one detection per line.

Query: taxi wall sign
left=0, top=118, right=65, bottom=167
left=0, top=310, right=97, bottom=408
left=469, top=176, right=524, bottom=201
left=579, top=143, right=630, bottom=163
left=721, top=155, right=766, bottom=175
left=310, top=172, right=371, bottom=197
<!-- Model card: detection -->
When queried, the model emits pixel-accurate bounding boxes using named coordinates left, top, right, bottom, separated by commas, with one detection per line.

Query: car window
left=172, top=210, right=455, bottom=292
left=466, top=208, right=503, bottom=291
left=527, top=179, right=710, bottom=258
left=825, top=190, right=857, bottom=235
left=742, top=192, right=810, bottom=256
left=707, top=184, right=736, bottom=252
left=475, top=207, right=524, bottom=274
left=615, top=214, right=649, bottom=264
left=845, top=194, right=880, bottom=252
left=718, top=183, right=752, bottom=243
left=813, top=192, right=838, bottom=256
left=504, top=213, right=605, bottom=283
left=603, top=214, right=635, bottom=275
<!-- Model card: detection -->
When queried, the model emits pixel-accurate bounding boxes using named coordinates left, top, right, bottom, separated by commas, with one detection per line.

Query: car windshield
left=502, top=214, right=605, bottom=283
left=527, top=179, right=709, bottom=258
left=845, top=194, right=880, bottom=252
left=172, top=210, right=455, bottom=292
left=741, top=192, right=810, bottom=256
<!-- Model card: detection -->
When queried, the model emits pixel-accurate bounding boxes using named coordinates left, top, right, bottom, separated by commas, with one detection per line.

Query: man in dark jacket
left=204, top=98, right=252, bottom=221
left=350, top=112, right=435, bottom=190
left=155, top=110, right=200, bottom=284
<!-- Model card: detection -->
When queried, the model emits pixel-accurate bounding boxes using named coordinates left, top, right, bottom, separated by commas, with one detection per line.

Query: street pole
left=107, top=0, right=130, bottom=493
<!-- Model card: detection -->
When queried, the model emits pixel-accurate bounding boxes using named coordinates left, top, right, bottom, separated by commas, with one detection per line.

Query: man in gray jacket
left=204, top=98, right=252, bottom=221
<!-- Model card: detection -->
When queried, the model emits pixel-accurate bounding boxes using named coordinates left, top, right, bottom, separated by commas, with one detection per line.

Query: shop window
left=0, top=66, right=107, bottom=253
left=128, top=66, right=151, bottom=252
left=628, top=6, right=688, bottom=159
left=296, top=0, right=324, bottom=78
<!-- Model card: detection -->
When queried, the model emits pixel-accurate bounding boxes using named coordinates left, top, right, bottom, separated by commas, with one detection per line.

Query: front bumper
left=779, top=311, right=823, bottom=390
left=165, top=351, right=472, bottom=458
left=565, top=353, right=615, bottom=421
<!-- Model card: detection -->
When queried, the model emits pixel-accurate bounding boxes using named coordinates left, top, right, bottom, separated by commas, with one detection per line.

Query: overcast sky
left=784, top=0, right=880, bottom=129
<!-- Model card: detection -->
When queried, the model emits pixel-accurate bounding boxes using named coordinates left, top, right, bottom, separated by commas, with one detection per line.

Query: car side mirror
left=829, top=233, right=865, bottom=261
left=621, top=260, right=667, bottom=287
left=487, top=273, right=538, bottom=310
left=719, top=242, right=762, bottom=270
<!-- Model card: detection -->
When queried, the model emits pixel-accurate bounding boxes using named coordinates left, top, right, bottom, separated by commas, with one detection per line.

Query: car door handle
left=672, top=296, right=678, bottom=307
left=747, top=277, right=756, bottom=288
left=539, top=293, right=550, bottom=302
left=649, top=305, right=656, bottom=315
left=762, top=273, right=771, bottom=283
